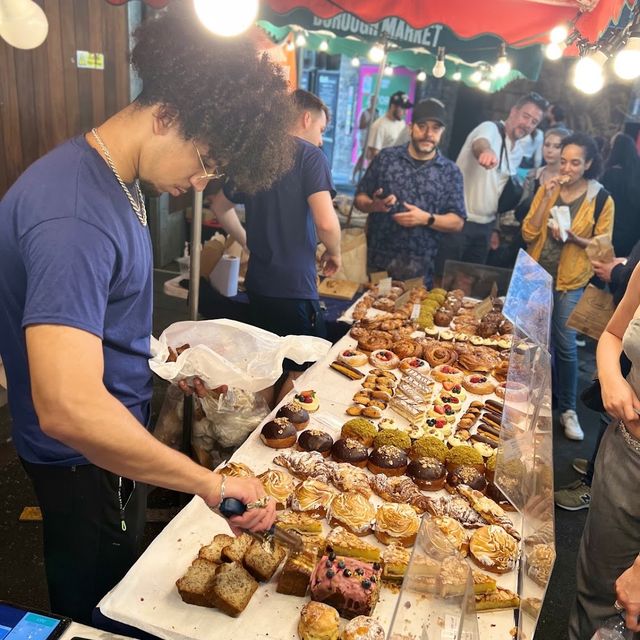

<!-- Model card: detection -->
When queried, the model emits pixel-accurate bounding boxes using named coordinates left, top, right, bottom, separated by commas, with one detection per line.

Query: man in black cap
left=355, top=99, right=466, bottom=286
left=366, top=90, right=413, bottom=160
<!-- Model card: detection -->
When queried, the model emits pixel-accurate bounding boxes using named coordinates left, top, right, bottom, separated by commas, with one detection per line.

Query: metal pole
left=189, top=190, right=203, bottom=320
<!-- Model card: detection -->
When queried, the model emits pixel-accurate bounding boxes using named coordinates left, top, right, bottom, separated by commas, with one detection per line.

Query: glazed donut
left=358, top=332, right=393, bottom=353
left=496, top=381, right=528, bottom=402
left=338, top=348, right=368, bottom=368
left=430, top=364, right=464, bottom=384
left=391, top=339, right=422, bottom=359
left=462, top=374, right=497, bottom=395
left=399, top=357, right=429, bottom=373
left=421, top=340, right=458, bottom=367
left=369, top=349, right=400, bottom=370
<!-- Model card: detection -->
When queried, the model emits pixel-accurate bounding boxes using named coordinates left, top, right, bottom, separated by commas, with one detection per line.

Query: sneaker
left=575, top=338, right=587, bottom=347
left=560, top=410, right=584, bottom=441
left=572, top=457, right=589, bottom=476
left=555, top=480, right=591, bottom=511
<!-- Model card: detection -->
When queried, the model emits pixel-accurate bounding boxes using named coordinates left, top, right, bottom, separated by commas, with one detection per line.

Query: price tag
left=378, top=277, right=392, bottom=296
left=369, top=271, right=389, bottom=285
left=473, top=296, right=493, bottom=321
left=411, top=303, right=421, bottom=320
left=394, top=289, right=412, bottom=309
left=403, top=276, right=424, bottom=290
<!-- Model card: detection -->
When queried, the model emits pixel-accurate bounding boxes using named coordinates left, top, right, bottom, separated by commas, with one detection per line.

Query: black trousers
left=21, top=460, right=147, bottom=624
left=435, top=220, right=494, bottom=277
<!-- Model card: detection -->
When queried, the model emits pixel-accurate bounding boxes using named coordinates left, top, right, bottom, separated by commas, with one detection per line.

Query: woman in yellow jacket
left=522, top=133, right=614, bottom=441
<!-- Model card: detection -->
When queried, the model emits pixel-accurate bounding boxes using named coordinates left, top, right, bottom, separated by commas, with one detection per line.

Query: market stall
left=97, top=252, right=556, bottom=640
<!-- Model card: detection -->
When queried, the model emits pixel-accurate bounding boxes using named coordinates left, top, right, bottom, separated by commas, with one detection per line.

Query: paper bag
left=585, top=234, right=615, bottom=263
left=318, top=228, right=368, bottom=284
left=566, top=284, right=614, bottom=340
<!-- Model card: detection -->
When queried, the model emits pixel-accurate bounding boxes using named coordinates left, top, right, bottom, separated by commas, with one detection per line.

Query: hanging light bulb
left=295, top=31, right=307, bottom=47
left=383, top=65, right=394, bottom=76
left=368, top=43, right=385, bottom=63
left=416, top=70, right=427, bottom=82
left=573, top=50, right=607, bottom=94
left=351, top=56, right=361, bottom=67
left=432, top=46, right=446, bottom=79
left=479, top=79, right=491, bottom=92
left=193, top=0, right=258, bottom=37
left=614, top=20, right=640, bottom=80
left=285, top=39, right=295, bottom=52
left=545, top=42, right=565, bottom=60
left=470, top=68, right=482, bottom=83
left=494, top=43, right=511, bottom=78
left=318, top=40, right=329, bottom=52
left=550, top=24, right=569, bottom=44
left=452, top=69, right=462, bottom=81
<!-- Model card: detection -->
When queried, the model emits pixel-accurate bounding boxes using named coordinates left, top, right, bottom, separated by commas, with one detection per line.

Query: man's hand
left=592, top=258, right=627, bottom=283
left=320, top=251, right=341, bottom=276
left=178, top=378, right=227, bottom=398
left=477, top=150, right=498, bottom=170
left=393, top=203, right=428, bottom=227
left=370, top=188, right=397, bottom=213
left=490, top=230, right=501, bottom=251
left=616, top=556, right=640, bottom=631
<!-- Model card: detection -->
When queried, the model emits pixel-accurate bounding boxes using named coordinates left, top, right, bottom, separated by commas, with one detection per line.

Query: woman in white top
left=569, top=262, right=640, bottom=638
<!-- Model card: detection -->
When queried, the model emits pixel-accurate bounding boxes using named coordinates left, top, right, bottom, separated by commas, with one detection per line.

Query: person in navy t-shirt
left=210, top=89, right=341, bottom=406
left=0, top=4, right=295, bottom=623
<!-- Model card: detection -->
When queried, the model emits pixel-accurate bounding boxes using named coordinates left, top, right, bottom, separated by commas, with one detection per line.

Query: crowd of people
left=0, top=2, right=640, bottom=637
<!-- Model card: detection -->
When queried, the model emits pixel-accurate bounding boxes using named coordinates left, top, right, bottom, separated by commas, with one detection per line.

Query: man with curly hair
left=210, top=89, right=341, bottom=406
left=0, top=3, right=293, bottom=623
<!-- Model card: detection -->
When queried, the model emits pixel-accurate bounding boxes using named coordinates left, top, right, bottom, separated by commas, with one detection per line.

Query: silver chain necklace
left=90, top=128, right=147, bottom=226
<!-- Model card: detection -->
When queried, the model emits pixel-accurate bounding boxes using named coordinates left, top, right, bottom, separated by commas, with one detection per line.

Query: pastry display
left=291, top=479, right=337, bottom=518
left=399, top=357, right=429, bottom=373
left=437, top=556, right=469, bottom=597
left=330, top=464, right=373, bottom=497
left=327, top=491, right=376, bottom=536
left=391, top=339, right=422, bottom=359
left=469, top=525, right=519, bottom=573
left=495, top=381, right=528, bottom=402
left=446, top=465, right=488, bottom=494
left=527, top=543, right=555, bottom=586
left=445, top=446, right=484, bottom=473
left=472, top=569, right=498, bottom=595
left=277, top=402, right=311, bottom=430
left=388, top=396, right=426, bottom=425
left=475, top=587, right=520, bottom=611
left=326, top=526, right=381, bottom=562
left=298, top=429, right=335, bottom=457
left=427, top=495, right=487, bottom=529
left=258, top=468, right=297, bottom=509
left=217, top=462, right=255, bottom=477
left=430, top=515, right=469, bottom=557
left=462, top=374, right=497, bottom=395
left=433, top=392, right=464, bottom=413
left=274, top=450, right=332, bottom=482
left=369, top=349, right=400, bottom=370
left=406, top=457, right=447, bottom=491
left=295, top=390, right=320, bottom=412
left=298, top=601, right=340, bottom=640
left=409, top=435, right=448, bottom=462
left=341, top=418, right=378, bottom=447
left=310, top=554, right=383, bottom=619
left=338, top=349, right=368, bottom=367
left=275, top=510, right=324, bottom=536
left=331, top=360, right=366, bottom=381
left=261, top=418, right=297, bottom=449
left=372, top=429, right=411, bottom=452
left=380, top=543, right=411, bottom=582
left=456, top=485, right=520, bottom=540
left=332, top=439, right=369, bottom=468
left=374, top=503, right=420, bottom=546
left=277, top=545, right=319, bottom=597
left=341, top=615, right=385, bottom=640
left=430, top=364, right=464, bottom=384
left=368, top=474, right=432, bottom=513
left=367, top=445, right=408, bottom=477
left=243, top=538, right=286, bottom=581
left=421, top=341, right=458, bottom=367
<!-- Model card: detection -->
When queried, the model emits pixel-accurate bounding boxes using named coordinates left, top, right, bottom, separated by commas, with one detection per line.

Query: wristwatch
left=426, top=213, right=435, bottom=227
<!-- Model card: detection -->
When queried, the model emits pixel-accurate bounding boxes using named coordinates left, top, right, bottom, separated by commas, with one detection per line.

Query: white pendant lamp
left=0, top=0, right=48, bottom=50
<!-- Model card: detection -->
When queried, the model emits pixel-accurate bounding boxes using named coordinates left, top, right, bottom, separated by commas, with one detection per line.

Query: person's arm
left=393, top=206, right=464, bottom=232
left=26, top=324, right=275, bottom=533
left=354, top=188, right=398, bottom=214
left=309, top=190, right=341, bottom=276
left=521, top=180, right=560, bottom=243
left=471, top=137, right=498, bottom=169
left=597, top=262, right=640, bottom=432
left=208, top=190, right=248, bottom=251
left=616, top=557, right=640, bottom=631
left=567, top=194, right=615, bottom=248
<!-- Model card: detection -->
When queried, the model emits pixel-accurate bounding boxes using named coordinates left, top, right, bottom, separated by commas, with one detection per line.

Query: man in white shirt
left=435, top=92, right=548, bottom=276
left=366, top=91, right=413, bottom=160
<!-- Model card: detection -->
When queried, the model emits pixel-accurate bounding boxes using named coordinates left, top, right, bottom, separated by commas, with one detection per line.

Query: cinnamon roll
left=391, top=339, right=422, bottom=360
left=421, top=341, right=458, bottom=367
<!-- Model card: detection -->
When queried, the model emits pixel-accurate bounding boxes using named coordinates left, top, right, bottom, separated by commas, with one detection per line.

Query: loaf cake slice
left=206, top=561, right=258, bottom=616
left=243, top=540, right=286, bottom=581
left=199, top=533, right=235, bottom=564
left=220, top=533, right=253, bottom=563
left=176, top=558, right=219, bottom=607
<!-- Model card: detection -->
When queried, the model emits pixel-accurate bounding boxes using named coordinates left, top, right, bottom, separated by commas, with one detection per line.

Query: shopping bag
left=566, top=284, right=614, bottom=340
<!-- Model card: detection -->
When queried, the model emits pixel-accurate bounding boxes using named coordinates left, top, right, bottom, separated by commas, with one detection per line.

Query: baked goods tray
left=99, top=334, right=521, bottom=640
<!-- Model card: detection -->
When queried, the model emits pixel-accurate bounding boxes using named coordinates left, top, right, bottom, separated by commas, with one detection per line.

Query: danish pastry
left=369, top=349, right=400, bottom=370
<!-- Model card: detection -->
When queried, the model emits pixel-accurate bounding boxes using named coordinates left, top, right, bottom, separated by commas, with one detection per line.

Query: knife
left=219, top=498, right=304, bottom=553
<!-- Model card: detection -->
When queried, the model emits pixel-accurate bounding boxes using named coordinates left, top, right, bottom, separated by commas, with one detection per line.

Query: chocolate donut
left=297, top=429, right=334, bottom=458
left=260, top=418, right=297, bottom=449
left=331, top=438, right=369, bottom=468
left=367, top=445, right=408, bottom=477
left=276, top=402, right=310, bottom=430
left=446, top=464, right=488, bottom=494
left=406, top=457, right=446, bottom=491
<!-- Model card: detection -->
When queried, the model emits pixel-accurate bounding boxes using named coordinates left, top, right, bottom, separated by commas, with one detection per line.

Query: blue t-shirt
left=357, top=145, right=466, bottom=286
left=0, top=136, right=153, bottom=465
left=224, top=137, right=335, bottom=300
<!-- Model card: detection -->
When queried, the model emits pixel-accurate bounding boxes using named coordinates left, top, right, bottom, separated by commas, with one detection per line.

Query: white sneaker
left=560, top=410, right=584, bottom=441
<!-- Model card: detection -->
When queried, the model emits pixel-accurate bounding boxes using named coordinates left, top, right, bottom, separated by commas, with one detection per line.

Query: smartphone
left=0, top=601, right=71, bottom=640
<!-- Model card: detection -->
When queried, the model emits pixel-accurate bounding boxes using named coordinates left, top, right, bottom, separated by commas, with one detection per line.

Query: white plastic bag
left=149, top=319, right=331, bottom=393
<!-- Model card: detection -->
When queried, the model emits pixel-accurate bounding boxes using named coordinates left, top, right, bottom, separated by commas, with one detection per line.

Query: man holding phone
left=354, top=99, right=466, bottom=286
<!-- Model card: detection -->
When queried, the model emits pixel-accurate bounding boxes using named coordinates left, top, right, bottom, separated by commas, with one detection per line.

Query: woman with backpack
left=521, top=132, right=615, bottom=441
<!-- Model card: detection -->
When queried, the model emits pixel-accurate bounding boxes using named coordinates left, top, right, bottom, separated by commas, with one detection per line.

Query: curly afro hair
left=131, top=1, right=294, bottom=193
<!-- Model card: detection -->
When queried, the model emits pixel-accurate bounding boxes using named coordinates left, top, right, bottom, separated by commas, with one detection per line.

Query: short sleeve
left=302, top=147, right=336, bottom=199
left=355, top=153, right=382, bottom=197
left=368, top=120, right=384, bottom=150
left=441, top=165, right=467, bottom=218
left=469, top=121, right=500, bottom=150
left=223, top=180, right=245, bottom=205
left=20, top=218, right=117, bottom=339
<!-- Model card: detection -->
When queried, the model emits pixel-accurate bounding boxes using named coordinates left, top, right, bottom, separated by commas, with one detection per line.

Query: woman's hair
left=606, top=133, right=640, bottom=171
left=561, top=132, right=603, bottom=180
left=544, top=127, right=570, bottom=142
left=131, top=1, right=295, bottom=193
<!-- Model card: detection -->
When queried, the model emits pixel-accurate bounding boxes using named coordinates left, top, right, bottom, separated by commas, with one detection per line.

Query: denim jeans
left=552, top=288, right=583, bottom=412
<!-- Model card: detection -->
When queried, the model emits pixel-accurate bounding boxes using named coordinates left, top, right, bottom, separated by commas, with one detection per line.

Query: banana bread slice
left=206, top=562, right=258, bottom=617
left=199, top=533, right=235, bottom=564
left=243, top=540, right=286, bottom=582
left=221, top=533, right=253, bottom=563
left=176, top=558, right=219, bottom=607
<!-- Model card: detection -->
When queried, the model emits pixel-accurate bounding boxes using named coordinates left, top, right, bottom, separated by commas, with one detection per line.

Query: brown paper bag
left=317, top=228, right=368, bottom=284
left=585, top=234, right=615, bottom=263
left=566, top=284, right=614, bottom=340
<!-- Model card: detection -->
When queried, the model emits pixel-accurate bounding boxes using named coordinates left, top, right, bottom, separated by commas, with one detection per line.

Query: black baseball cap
left=412, top=98, right=446, bottom=126
left=389, top=91, right=413, bottom=109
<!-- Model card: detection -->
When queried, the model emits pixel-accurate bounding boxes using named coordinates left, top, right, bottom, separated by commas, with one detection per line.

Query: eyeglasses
left=192, top=141, right=224, bottom=181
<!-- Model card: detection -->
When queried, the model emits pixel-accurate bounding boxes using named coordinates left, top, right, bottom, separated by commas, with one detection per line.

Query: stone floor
left=0, top=268, right=602, bottom=640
